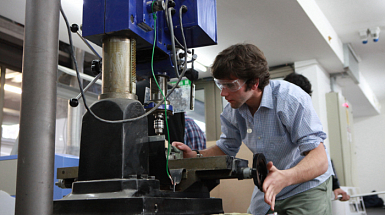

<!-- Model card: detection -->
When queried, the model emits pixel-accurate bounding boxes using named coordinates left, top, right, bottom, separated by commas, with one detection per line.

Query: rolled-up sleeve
left=277, top=93, right=327, bottom=156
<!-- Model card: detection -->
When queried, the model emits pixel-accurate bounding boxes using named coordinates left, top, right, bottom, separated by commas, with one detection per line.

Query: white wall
left=295, top=60, right=332, bottom=150
left=296, top=60, right=385, bottom=200
left=354, top=99, right=385, bottom=200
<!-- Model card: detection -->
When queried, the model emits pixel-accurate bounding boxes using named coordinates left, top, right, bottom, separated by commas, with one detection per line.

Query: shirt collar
left=238, top=82, right=274, bottom=119
left=259, top=82, right=274, bottom=109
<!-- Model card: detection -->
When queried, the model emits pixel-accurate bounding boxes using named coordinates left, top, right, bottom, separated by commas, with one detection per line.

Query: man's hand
left=263, top=161, right=289, bottom=211
left=262, top=143, right=328, bottom=211
left=334, top=188, right=350, bottom=201
left=172, top=142, right=196, bottom=158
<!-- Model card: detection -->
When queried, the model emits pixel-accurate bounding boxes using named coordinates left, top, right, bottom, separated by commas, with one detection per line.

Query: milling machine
left=53, top=1, right=267, bottom=214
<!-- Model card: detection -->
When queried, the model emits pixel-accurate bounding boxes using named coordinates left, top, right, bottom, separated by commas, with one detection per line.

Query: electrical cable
left=179, top=6, right=188, bottom=73
left=151, top=2, right=190, bottom=184
left=164, top=4, right=189, bottom=184
left=167, top=7, right=180, bottom=78
left=164, top=0, right=185, bottom=51
left=164, top=0, right=191, bottom=73
left=74, top=31, right=102, bottom=60
left=60, top=4, right=187, bottom=124
left=166, top=6, right=190, bottom=77
left=151, top=1, right=173, bottom=183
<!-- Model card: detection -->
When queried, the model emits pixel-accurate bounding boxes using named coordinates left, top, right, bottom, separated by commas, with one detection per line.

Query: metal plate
left=57, top=167, right=78, bottom=179
left=168, top=155, right=232, bottom=170
left=54, top=197, right=223, bottom=215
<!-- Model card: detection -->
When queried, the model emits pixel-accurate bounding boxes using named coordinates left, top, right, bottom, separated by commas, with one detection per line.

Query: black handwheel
left=253, top=153, right=268, bottom=192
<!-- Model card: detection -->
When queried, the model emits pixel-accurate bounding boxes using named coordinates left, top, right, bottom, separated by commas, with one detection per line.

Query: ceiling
left=195, top=0, right=385, bottom=100
left=0, top=0, right=384, bottom=125
left=195, top=0, right=385, bottom=117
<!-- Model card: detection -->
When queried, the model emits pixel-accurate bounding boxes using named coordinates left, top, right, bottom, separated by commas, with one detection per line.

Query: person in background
left=284, top=72, right=350, bottom=202
left=173, top=43, right=333, bottom=215
left=283, top=73, right=313, bottom=96
left=184, top=114, right=206, bottom=150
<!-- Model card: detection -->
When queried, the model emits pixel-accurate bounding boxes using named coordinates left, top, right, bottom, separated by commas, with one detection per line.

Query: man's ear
left=251, top=78, right=259, bottom=90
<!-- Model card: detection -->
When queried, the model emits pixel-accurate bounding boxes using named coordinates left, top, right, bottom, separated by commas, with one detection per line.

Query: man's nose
left=220, top=88, right=229, bottom=97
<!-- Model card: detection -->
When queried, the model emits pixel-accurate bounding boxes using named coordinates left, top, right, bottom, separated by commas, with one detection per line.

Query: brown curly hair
left=211, top=43, right=270, bottom=91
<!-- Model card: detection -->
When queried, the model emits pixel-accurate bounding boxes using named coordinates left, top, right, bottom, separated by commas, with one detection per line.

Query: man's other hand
left=334, top=188, right=350, bottom=201
left=172, top=142, right=196, bottom=158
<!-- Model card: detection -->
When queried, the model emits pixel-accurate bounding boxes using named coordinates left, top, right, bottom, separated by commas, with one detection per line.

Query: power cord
left=150, top=0, right=173, bottom=183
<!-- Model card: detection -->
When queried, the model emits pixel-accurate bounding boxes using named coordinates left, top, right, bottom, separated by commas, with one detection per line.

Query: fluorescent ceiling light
left=192, top=62, right=208, bottom=72
left=58, top=65, right=102, bottom=85
left=4, top=84, right=22, bottom=94
left=5, top=69, right=23, bottom=83
left=186, top=55, right=208, bottom=72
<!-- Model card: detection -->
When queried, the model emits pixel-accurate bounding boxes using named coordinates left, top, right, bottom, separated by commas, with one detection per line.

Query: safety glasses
left=214, top=78, right=246, bottom=92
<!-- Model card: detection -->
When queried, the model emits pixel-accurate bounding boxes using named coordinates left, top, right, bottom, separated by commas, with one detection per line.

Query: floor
left=366, top=207, right=385, bottom=215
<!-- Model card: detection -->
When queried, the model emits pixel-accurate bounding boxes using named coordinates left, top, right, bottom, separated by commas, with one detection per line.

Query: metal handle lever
left=69, top=72, right=102, bottom=107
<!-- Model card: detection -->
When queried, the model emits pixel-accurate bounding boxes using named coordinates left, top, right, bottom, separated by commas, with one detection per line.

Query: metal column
left=99, top=37, right=137, bottom=100
left=0, top=65, right=5, bottom=155
left=15, top=0, right=60, bottom=214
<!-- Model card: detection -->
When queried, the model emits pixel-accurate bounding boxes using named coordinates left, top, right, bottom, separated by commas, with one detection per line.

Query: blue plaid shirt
left=217, top=80, right=333, bottom=215
left=184, top=115, right=206, bottom=150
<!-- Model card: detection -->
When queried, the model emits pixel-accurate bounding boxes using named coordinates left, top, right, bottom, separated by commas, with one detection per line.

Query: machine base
left=53, top=197, right=223, bottom=215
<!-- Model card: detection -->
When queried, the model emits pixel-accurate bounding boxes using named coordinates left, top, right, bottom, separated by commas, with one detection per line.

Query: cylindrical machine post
left=66, top=48, right=84, bottom=156
left=0, top=66, right=5, bottom=155
left=154, top=113, right=164, bottom=134
left=99, top=37, right=137, bottom=100
left=15, top=0, right=60, bottom=214
left=149, top=75, right=170, bottom=135
left=150, top=75, right=168, bottom=102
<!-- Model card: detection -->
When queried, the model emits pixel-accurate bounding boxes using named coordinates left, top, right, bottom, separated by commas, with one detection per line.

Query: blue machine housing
left=0, top=154, right=79, bottom=200
left=82, top=0, right=217, bottom=78
left=166, top=0, right=217, bottom=48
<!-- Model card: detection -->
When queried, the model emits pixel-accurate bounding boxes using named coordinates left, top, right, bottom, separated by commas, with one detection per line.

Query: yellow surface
left=208, top=140, right=255, bottom=214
